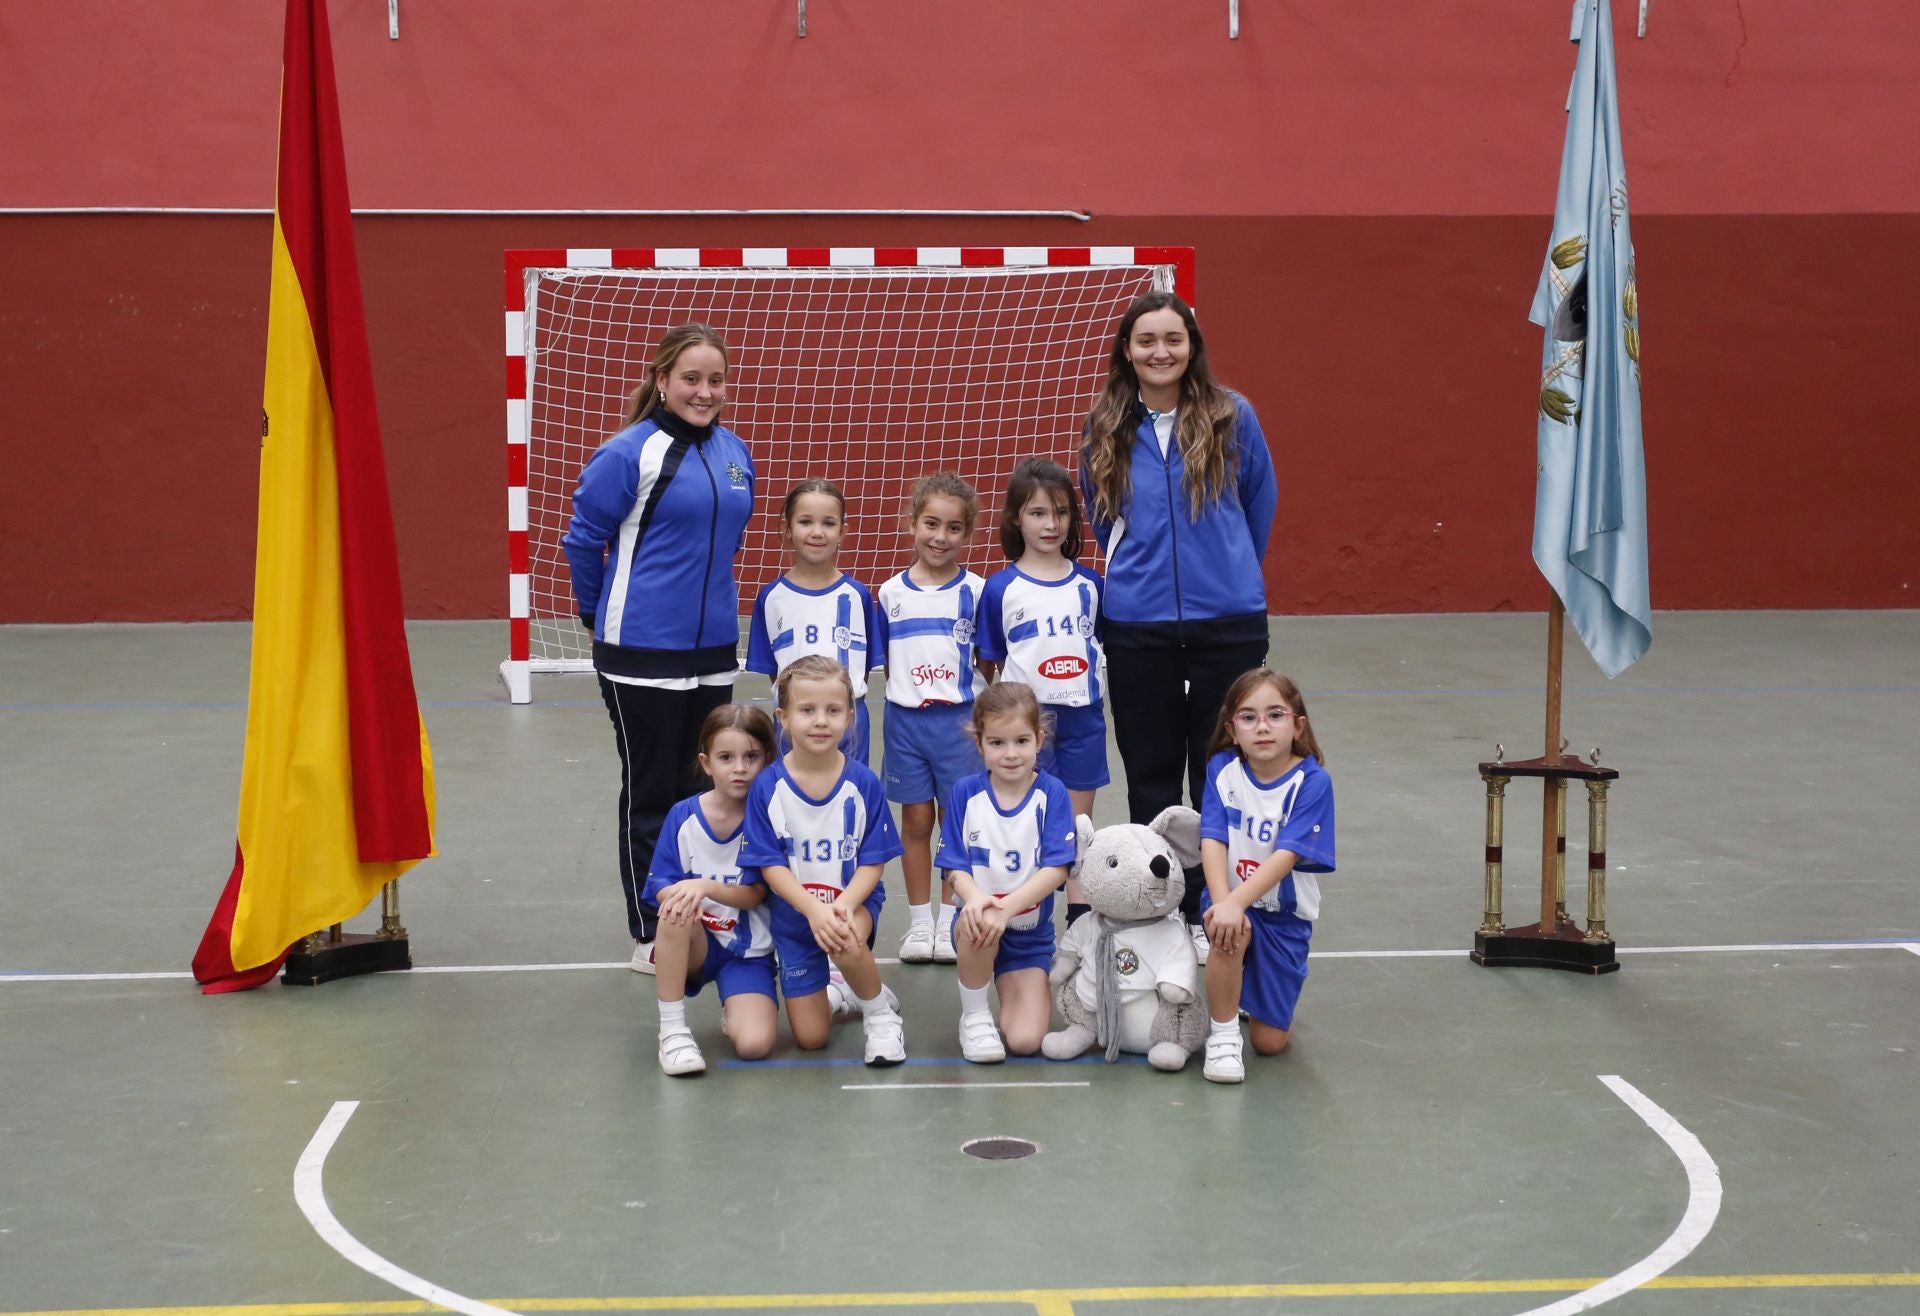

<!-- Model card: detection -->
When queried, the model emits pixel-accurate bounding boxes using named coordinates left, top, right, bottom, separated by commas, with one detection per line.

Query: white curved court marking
left=295, top=1100, right=522, bottom=1316
left=1512, top=1075, right=1723, bottom=1316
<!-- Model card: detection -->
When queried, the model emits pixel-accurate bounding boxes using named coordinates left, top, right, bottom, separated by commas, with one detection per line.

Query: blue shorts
left=775, top=699, right=870, bottom=766
left=686, top=934, right=778, bottom=1001
left=945, top=904, right=1055, bottom=977
left=882, top=702, right=981, bottom=805
left=1037, top=701, right=1110, bottom=791
left=1201, top=894, right=1311, bottom=1030
left=771, top=888, right=886, bottom=998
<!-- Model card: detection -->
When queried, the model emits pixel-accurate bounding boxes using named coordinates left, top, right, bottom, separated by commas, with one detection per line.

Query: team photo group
left=563, top=292, right=1335, bottom=1086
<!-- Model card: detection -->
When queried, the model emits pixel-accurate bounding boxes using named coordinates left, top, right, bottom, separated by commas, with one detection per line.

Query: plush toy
left=1042, top=806, right=1208, bottom=1071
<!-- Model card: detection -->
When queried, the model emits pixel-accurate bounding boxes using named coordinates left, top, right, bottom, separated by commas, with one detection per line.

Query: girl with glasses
left=1195, top=669, right=1335, bottom=1083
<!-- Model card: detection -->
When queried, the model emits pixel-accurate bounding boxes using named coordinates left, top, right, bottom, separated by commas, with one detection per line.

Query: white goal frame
left=501, top=243, right=1196, bottom=704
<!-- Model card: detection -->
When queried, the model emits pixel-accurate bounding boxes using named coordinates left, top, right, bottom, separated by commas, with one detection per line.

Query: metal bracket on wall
left=1230, top=0, right=1240, bottom=38
left=388, top=0, right=399, bottom=39
left=798, top=0, right=806, bottom=37
left=1638, top=0, right=1649, bottom=37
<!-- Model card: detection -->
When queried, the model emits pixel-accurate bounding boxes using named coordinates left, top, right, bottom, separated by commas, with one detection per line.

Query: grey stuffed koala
left=1042, top=806, right=1208, bottom=1072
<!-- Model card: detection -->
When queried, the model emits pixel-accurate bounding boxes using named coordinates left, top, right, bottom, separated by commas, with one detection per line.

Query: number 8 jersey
left=934, top=771, right=1077, bottom=931
left=1198, top=750, right=1337, bottom=923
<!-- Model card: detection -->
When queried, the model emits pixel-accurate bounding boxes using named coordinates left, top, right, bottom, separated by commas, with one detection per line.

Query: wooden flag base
left=1473, top=921, right=1618, bottom=974
left=281, top=883, right=412, bottom=986
left=282, top=930, right=412, bottom=985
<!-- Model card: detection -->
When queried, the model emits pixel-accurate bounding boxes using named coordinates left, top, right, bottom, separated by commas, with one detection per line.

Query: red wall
left=3, top=1, right=1917, bottom=622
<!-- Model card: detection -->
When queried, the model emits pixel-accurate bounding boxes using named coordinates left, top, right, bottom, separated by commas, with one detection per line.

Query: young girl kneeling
left=743, top=656, right=909, bottom=1066
left=1197, top=669, right=1337, bottom=1084
left=644, top=704, right=782, bottom=1076
left=936, top=683, right=1076, bottom=1062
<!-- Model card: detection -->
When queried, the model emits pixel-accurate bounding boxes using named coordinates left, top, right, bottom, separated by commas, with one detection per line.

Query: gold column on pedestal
left=1479, top=772, right=1507, bottom=936
left=1553, top=778, right=1569, bottom=927
left=378, top=879, right=407, bottom=941
left=1584, top=779, right=1611, bottom=943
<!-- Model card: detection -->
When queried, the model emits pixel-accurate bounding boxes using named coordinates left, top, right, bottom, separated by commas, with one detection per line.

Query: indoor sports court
left=4, top=1, right=1917, bottom=1314
left=5, top=611, right=1917, bottom=1314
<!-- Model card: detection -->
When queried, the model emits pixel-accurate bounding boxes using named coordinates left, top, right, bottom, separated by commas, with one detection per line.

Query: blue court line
left=716, top=1051, right=1149, bottom=1070
left=6, top=685, right=1918, bottom=713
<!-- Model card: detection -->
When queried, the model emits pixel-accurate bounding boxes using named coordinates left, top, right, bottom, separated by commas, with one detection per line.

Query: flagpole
left=1542, top=593, right=1565, bottom=934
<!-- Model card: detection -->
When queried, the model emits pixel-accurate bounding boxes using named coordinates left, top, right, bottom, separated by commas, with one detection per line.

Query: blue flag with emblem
left=1529, top=0, right=1651, bottom=678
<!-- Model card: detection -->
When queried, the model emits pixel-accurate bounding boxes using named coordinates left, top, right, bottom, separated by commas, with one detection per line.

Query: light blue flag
left=1529, top=0, right=1651, bottom=678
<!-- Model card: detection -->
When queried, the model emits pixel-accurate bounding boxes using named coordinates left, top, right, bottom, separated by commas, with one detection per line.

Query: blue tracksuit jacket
left=563, top=408, right=756, bottom=679
left=1081, top=392, right=1277, bottom=642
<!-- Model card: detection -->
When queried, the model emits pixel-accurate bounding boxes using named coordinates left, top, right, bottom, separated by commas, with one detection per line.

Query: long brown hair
left=620, top=323, right=731, bottom=427
left=1081, top=292, right=1239, bottom=523
left=998, top=458, right=1084, bottom=562
left=1205, top=668, right=1326, bottom=767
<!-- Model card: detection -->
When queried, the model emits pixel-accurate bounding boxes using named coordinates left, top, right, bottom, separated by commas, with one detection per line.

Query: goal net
left=503, top=246, right=1192, bottom=703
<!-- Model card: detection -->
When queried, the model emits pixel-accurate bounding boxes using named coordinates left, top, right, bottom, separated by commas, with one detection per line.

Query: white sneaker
left=863, top=1009, right=907, bottom=1066
left=658, top=1030, right=706, bottom=1076
left=826, top=969, right=858, bottom=1019
left=958, top=1011, right=1006, bottom=1064
left=1189, top=922, right=1211, bottom=966
left=898, top=922, right=937, bottom=963
left=932, top=917, right=958, bottom=963
left=630, top=939, right=656, bottom=974
left=1204, top=1029, right=1245, bottom=1084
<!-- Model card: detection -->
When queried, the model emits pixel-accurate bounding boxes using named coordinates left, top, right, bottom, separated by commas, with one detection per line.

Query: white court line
left=5, top=940, right=1916, bottom=984
left=843, top=1080, right=1091, bottom=1091
left=1513, top=1075, right=1722, bottom=1316
left=295, top=1100, right=522, bottom=1316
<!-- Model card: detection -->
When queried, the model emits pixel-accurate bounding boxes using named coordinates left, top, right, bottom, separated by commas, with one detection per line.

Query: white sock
left=958, top=982, right=992, bottom=1017
left=909, top=902, right=934, bottom=928
left=1210, top=1016, right=1239, bottom=1038
left=659, top=1000, right=688, bottom=1035
left=857, top=989, right=895, bottom=1017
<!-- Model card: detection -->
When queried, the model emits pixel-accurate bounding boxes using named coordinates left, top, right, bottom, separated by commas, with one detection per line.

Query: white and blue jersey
left=978, top=564, right=1105, bottom=708
left=640, top=795, right=773, bottom=958
left=746, top=573, right=880, bottom=697
left=935, top=772, right=1077, bottom=932
left=875, top=569, right=984, bottom=707
left=1199, top=751, right=1336, bottom=924
left=739, top=758, right=904, bottom=943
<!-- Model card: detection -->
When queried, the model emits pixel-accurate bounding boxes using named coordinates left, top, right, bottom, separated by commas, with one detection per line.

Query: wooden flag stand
left=1472, top=596, right=1621, bottom=974
left=283, top=879, right=412, bottom=985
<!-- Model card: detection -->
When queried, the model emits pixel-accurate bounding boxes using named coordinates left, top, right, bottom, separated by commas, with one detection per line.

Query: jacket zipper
left=695, top=441, right=718, bottom=647
left=1156, top=425, right=1185, bottom=640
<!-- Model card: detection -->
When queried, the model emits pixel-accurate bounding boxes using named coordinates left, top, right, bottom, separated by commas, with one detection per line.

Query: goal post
left=501, top=244, right=1196, bottom=704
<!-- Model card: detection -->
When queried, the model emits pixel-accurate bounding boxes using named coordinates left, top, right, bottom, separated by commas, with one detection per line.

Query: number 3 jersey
left=934, top=771, right=1077, bottom=931
left=1198, top=750, right=1337, bottom=923
left=739, top=757, right=905, bottom=940
left=745, top=573, right=880, bottom=697
left=640, top=795, right=774, bottom=958
left=977, top=564, right=1105, bottom=708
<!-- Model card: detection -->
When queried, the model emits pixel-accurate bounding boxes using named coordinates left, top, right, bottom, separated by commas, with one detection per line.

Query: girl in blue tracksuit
left=564, top=323, right=757, bottom=971
left=1079, top=291, right=1278, bottom=948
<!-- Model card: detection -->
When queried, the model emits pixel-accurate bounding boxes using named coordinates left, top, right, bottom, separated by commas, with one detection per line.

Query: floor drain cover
left=962, top=1136, right=1038, bottom=1160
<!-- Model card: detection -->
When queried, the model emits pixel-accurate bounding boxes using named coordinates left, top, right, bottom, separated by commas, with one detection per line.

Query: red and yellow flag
left=193, top=0, right=435, bottom=993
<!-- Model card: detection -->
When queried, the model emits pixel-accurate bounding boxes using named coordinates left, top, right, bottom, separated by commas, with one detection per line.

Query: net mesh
left=522, top=263, right=1168, bottom=669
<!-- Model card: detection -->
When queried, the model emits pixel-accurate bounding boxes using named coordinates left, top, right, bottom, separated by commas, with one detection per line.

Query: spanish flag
left=193, top=0, right=436, bottom=993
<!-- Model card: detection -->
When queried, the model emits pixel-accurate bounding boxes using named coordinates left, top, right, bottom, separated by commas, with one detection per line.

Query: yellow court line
left=8, top=1273, right=1920, bottom=1316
